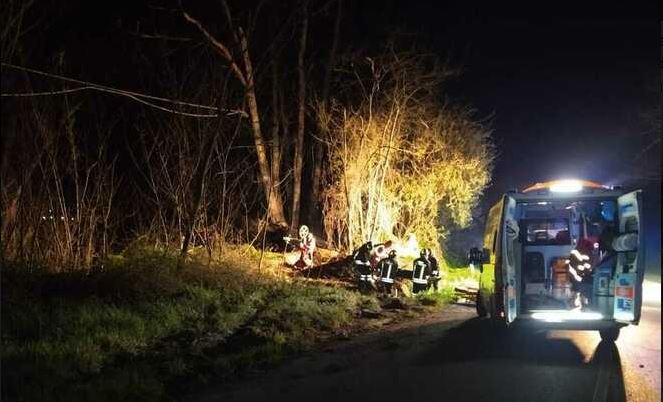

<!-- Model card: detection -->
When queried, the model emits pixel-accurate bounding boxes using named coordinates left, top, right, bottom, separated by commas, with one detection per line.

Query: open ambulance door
left=502, top=195, right=519, bottom=324
left=614, top=190, right=644, bottom=324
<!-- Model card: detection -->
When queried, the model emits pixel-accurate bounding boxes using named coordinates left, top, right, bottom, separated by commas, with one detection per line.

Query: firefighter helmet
left=389, top=250, right=397, bottom=258
left=298, top=225, right=309, bottom=239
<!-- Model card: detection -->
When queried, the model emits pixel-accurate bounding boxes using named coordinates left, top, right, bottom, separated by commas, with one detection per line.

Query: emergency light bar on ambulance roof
left=522, top=179, right=609, bottom=193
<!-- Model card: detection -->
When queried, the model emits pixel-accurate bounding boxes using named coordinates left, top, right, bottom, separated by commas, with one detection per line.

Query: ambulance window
left=524, top=219, right=570, bottom=245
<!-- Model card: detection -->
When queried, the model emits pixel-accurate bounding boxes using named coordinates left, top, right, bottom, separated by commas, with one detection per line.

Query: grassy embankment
left=1, top=244, right=474, bottom=402
left=408, top=251, right=480, bottom=306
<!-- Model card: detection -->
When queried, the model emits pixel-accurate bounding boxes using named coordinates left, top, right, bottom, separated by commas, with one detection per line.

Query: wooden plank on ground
left=454, top=286, right=478, bottom=303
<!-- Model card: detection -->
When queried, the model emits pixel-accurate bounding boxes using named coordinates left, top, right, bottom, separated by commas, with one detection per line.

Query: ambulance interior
left=513, top=199, right=618, bottom=316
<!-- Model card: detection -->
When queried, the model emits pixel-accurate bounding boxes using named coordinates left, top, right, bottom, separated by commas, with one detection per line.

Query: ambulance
left=469, top=179, right=644, bottom=342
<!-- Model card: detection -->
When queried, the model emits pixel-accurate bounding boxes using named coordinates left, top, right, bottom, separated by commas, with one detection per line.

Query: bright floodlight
left=549, top=179, right=583, bottom=193
left=531, top=310, right=603, bottom=322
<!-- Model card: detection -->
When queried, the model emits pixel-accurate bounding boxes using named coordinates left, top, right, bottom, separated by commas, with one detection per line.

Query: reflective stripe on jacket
left=378, top=258, right=398, bottom=282
left=412, top=258, right=429, bottom=285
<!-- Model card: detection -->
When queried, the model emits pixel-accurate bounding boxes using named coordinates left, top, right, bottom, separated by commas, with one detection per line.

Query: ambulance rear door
left=614, top=190, right=644, bottom=324
left=501, top=195, right=519, bottom=324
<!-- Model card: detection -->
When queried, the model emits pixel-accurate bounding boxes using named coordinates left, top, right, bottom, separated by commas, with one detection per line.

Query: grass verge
left=1, top=247, right=365, bottom=402
left=1, top=246, right=475, bottom=402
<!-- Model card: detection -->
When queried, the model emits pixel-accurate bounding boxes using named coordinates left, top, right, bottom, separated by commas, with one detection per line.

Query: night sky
left=355, top=2, right=660, bottom=185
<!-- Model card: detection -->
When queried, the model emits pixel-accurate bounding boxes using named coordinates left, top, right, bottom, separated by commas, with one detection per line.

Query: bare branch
left=182, top=10, right=247, bottom=86
left=1, top=62, right=248, bottom=117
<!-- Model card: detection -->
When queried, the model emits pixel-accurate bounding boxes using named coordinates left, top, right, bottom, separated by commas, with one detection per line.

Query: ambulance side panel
left=479, top=199, right=504, bottom=316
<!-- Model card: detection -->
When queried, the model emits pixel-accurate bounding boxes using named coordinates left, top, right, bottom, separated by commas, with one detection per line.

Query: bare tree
left=182, top=2, right=288, bottom=226
left=311, top=0, right=342, bottom=217
left=290, top=1, right=309, bottom=230
left=1, top=95, right=118, bottom=270
left=125, top=51, right=264, bottom=261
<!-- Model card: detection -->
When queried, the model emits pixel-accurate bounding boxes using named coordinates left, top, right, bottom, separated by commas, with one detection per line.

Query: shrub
left=318, top=47, right=494, bottom=250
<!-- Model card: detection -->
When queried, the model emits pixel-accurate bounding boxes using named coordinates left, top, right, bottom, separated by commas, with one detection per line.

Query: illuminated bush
left=318, top=47, right=494, bottom=252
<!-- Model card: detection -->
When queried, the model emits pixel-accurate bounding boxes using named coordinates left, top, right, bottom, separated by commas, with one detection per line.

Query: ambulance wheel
left=476, top=292, right=487, bottom=317
left=599, top=327, right=620, bottom=342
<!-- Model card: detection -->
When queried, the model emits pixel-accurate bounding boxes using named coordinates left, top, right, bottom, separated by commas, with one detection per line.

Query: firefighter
left=426, top=248, right=441, bottom=291
left=377, top=249, right=399, bottom=296
left=289, top=225, right=316, bottom=269
left=412, top=249, right=431, bottom=294
left=566, top=246, right=593, bottom=309
left=370, top=240, right=394, bottom=271
left=353, top=241, right=375, bottom=291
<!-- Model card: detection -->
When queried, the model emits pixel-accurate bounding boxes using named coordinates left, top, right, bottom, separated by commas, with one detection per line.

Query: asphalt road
left=191, top=288, right=661, bottom=402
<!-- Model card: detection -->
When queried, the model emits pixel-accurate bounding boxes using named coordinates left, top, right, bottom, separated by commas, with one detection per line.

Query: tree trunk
left=311, top=0, right=342, bottom=213
left=270, top=59, right=282, bottom=196
left=238, top=27, right=288, bottom=226
left=290, top=2, right=308, bottom=231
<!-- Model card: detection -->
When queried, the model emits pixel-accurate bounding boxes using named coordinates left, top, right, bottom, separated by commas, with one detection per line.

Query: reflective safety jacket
left=412, top=257, right=430, bottom=285
left=378, top=257, right=399, bottom=283
left=567, top=249, right=593, bottom=283
left=353, top=247, right=373, bottom=277
left=299, top=233, right=316, bottom=262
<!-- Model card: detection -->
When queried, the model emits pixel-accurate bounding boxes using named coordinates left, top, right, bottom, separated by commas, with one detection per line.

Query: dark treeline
left=1, top=0, right=494, bottom=270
